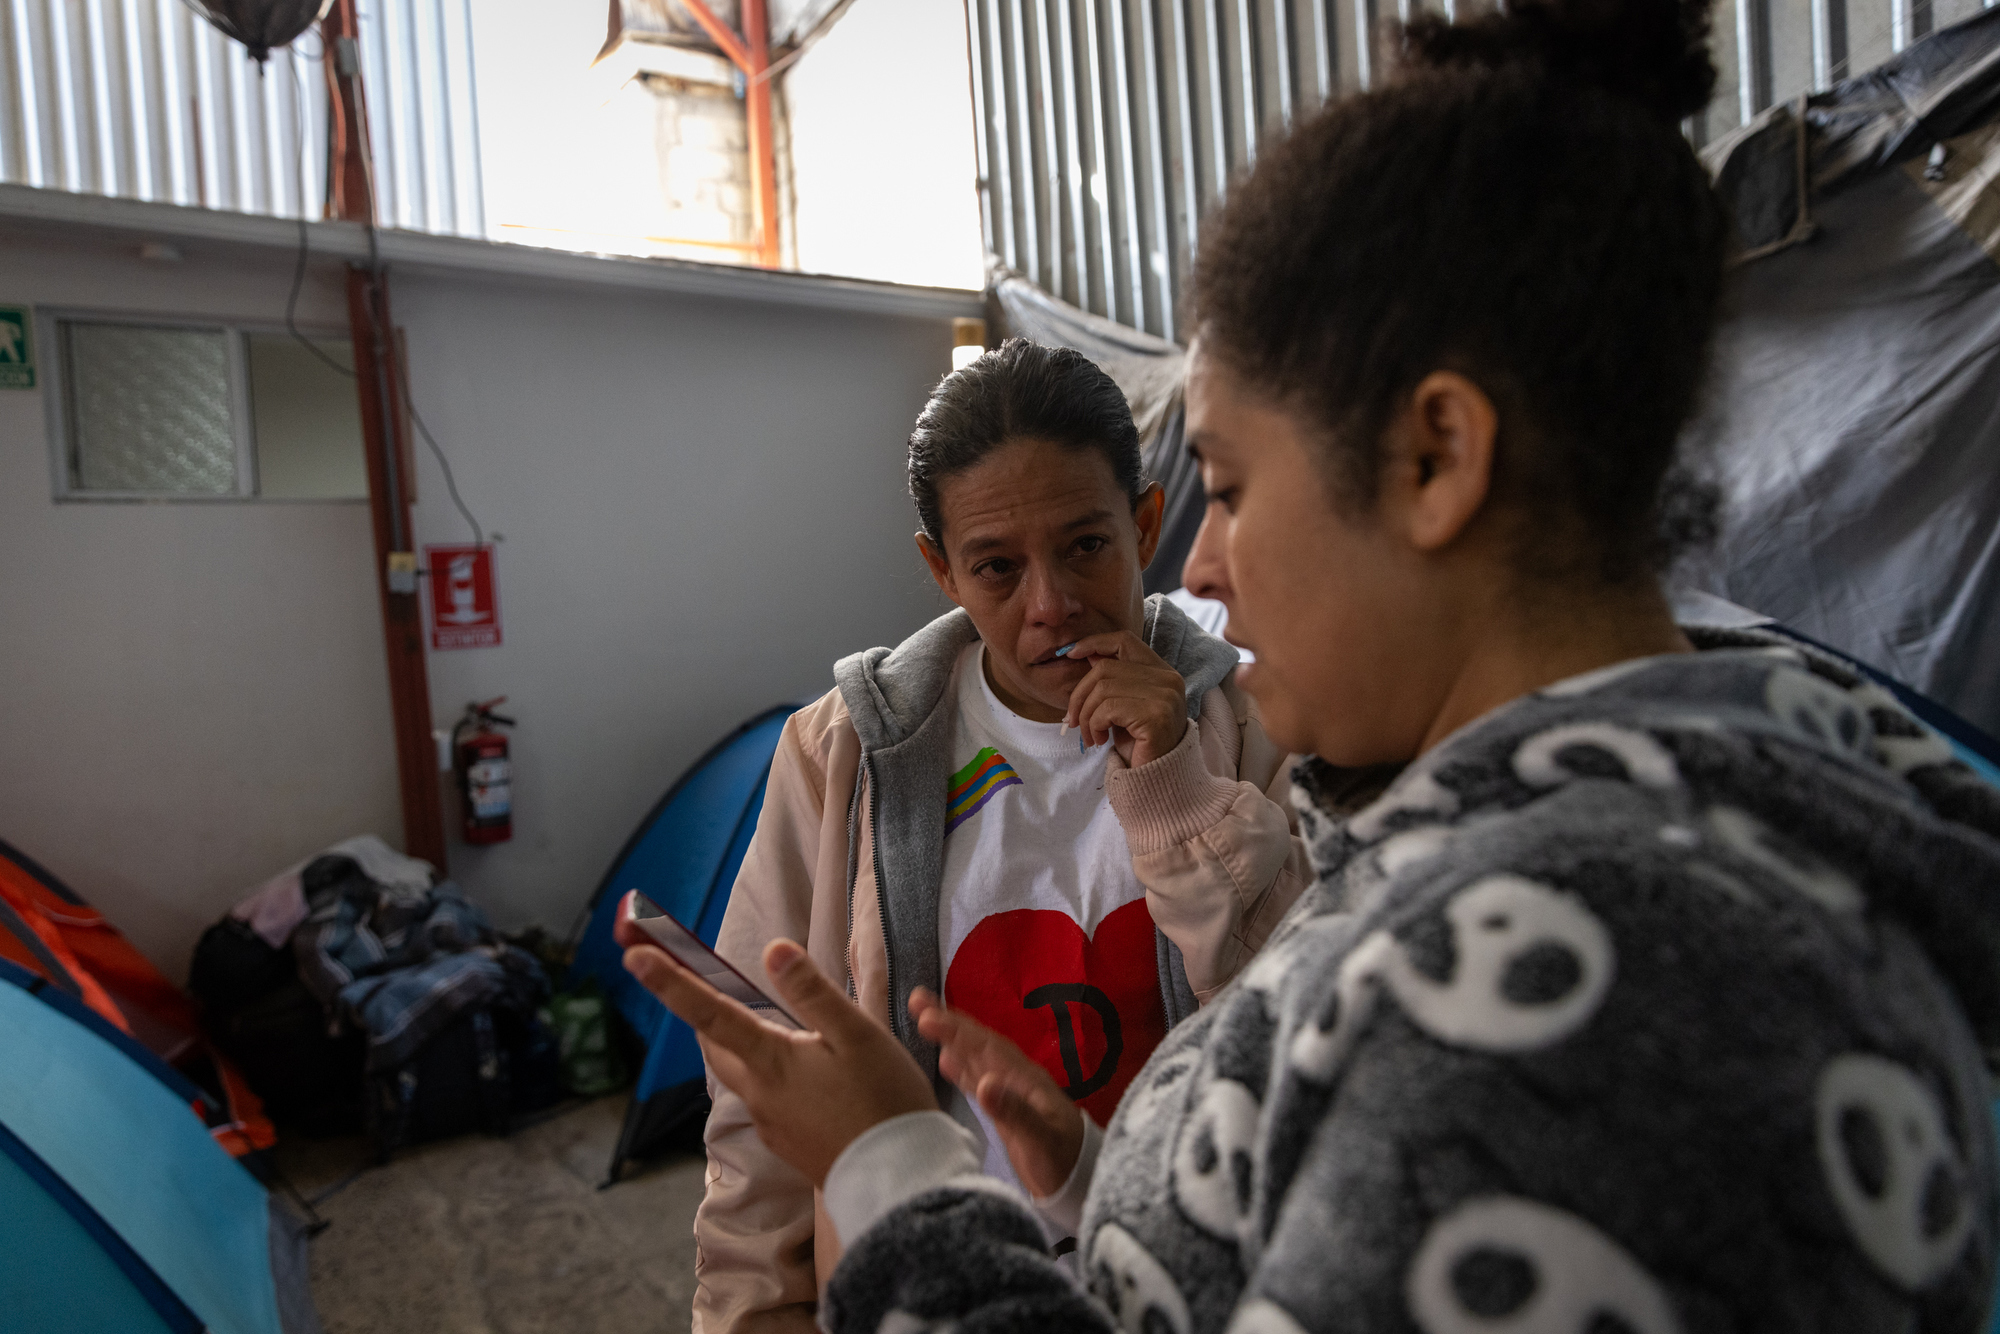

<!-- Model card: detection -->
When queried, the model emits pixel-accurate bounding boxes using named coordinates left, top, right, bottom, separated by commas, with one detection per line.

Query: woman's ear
left=1132, top=482, right=1167, bottom=568
left=916, top=532, right=963, bottom=606
left=1388, top=371, right=1498, bottom=552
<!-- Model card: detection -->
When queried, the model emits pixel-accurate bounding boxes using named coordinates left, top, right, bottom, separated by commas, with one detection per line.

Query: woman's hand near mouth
left=1059, top=631, right=1189, bottom=767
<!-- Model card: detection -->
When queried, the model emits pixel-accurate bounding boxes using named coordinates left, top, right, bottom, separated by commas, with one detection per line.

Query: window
left=47, top=313, right=369, bottom=501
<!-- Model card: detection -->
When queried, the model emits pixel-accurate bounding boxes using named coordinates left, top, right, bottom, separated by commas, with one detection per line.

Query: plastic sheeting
left=1685, top=9, right=2000, bottom=735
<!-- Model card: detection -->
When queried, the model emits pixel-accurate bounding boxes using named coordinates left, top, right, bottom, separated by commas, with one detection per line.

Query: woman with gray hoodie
left=622, top=0, right=2000, bottom=1329
left=683, top=338, right=1308, bottom=1334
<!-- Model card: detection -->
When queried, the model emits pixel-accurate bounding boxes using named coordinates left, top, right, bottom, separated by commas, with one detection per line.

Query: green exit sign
left=0, top=306, right=33, bottom=389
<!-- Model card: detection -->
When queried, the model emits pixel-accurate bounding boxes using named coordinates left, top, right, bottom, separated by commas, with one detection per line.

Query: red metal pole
left=322, top=1, right=370, bottom=229
left=676, top=0, right=751, bottom=72
left=323, top=0, right=449, bottom=871
left=677, top=0, right=780, bottom=269
left=743, top=0, right=780, bottom=268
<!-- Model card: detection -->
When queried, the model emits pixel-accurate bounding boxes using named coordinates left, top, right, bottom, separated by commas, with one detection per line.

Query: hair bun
left=1398, top=0, right=1717, bottom=123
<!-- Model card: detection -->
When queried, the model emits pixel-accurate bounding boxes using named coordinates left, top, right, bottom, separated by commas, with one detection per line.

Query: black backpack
left=191, top=917, right=367, bottom=1137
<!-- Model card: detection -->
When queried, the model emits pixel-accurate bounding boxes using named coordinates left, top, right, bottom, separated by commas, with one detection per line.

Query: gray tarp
left=993, top=12, right=2000, bottom=736
left=1686, top=9, right=2000, bottom=735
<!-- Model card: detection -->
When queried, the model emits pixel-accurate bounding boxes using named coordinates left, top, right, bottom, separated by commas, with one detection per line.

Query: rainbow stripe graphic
left=947, top=747, right=1022, bottom=834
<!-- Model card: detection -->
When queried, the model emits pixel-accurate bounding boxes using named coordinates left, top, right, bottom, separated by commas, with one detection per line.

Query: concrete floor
left=274, top=1096, right=706, bottom=1334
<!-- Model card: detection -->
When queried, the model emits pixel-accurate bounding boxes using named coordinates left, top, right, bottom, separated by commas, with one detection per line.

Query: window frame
left=39, top=307, right=363, bottom=504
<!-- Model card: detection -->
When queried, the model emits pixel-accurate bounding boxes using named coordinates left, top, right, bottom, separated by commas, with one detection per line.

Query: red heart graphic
left=944, top=897, right=1167, bottom=1126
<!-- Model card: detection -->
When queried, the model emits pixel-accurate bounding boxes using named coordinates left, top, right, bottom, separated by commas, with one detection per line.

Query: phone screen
left=625, top=892, right=806, bottom=1031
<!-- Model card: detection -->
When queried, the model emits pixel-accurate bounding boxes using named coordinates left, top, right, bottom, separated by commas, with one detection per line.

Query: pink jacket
left=692, top=604, right=1307, bottom=1334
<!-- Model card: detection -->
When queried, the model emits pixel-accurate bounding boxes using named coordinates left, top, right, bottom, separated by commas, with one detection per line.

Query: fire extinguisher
left=453, top=697, right=515, bottom=845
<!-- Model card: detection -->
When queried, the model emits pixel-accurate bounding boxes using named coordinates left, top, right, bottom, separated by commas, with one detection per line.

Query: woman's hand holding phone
left=911, top=988, right=1085, bottom=1199
left=614, top=893, right=936, bottom=1188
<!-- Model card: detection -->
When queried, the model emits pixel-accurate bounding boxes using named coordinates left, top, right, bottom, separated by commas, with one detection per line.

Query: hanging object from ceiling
left=180, top=0, right=335, bottom=63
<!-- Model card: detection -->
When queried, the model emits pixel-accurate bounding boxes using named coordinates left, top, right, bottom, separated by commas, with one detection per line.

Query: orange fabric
left=0, top=846, right=278, bottom=1156
left=208, top=1055, right=279, bottom=1154
left=11, top=872, right=202, bottom=1046
left=0, top=860, right=131, bottom=1033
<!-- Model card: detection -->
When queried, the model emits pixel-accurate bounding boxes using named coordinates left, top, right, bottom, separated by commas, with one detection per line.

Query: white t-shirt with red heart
left=937, top=641, right=1167, bottom=1190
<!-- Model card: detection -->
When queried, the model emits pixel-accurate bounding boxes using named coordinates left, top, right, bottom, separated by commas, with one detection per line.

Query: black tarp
left=1685, top=9, right=2000, bottom=735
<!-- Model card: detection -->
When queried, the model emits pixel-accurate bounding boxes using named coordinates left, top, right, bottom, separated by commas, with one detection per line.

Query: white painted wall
left=0, top=208, right=957, bottom=979
left=0, top=226, right=396, bottom=981
left=393, top=266, right=952, bottom=934
left=398, top=266, right=952, bottom=940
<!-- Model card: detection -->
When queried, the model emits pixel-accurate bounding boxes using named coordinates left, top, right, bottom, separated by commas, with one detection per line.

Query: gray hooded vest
left=832, top=592, right=1240, bottom=1086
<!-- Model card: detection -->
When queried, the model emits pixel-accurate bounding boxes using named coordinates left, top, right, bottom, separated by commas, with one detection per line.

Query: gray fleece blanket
left=824, top=632, right=2000, bottom=1333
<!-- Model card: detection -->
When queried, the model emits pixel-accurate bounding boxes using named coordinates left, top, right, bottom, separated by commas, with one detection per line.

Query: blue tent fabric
left=571, top=704, right=800, bottom=1177
left=0, top=960, right=316, bottom=1334
left=2, top=961, right=220, bottom=1118
left=0, top=1119, right=194, bottom=1333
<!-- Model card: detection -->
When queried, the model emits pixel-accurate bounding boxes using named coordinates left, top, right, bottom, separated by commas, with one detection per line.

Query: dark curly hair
left=1193, top=0, right=1729, bottom=583
left=908, top=337, right=1144, bottom=546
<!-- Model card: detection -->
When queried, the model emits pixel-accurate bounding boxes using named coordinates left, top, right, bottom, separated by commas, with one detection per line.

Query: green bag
left=546, top=979, right=627, bottom=1098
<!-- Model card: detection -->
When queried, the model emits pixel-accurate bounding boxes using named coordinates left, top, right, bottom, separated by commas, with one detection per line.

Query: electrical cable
left=286, top=55, right=358, bottom=380
left=407, top=398, right=484, bottom=551
left=289, top=36, right=487, bottom=551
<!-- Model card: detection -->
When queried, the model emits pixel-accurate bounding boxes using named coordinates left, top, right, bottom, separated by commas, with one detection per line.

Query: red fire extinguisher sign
left=425, top=545, right=502, bottom=650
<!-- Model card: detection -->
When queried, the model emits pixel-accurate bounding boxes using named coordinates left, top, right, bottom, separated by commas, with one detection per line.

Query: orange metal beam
left=323, top=2, right=369, bottom=227
left=674, top=0, right=780, bottom=269
left=743, top=0, right=780, bottom=268
left=677, top=0, right=752, bottom=73
left=323, top=0, right=449, bottom=872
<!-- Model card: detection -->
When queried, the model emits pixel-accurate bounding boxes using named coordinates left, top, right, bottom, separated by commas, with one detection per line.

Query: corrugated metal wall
left=0, top=0, right=484, bottom=235
left=967, top=0, right=2000, bottom=341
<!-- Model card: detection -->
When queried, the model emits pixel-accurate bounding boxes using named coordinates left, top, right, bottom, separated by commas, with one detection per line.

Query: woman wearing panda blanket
left=617, top=0, right=2000, bottom=1327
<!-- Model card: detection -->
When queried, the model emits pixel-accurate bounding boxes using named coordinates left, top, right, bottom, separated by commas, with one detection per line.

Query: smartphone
left=623, top=891, right=806, bottom=1031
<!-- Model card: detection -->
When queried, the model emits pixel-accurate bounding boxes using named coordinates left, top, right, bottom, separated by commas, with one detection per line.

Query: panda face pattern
left=1383, top=876, right=1616, bottom=1051
left=1816, top=1053, right=1974, bottom=1289
left=1290, top=877, right=1615, bottom=1081
left=1171, top=1078, right=1263, bottom=1250
left=1512, top=722, right=1681, bottom=792
left=1118, top=1048, right=1205, bottom=1174
left=1373, top=825, right=1456, bottom=881
left=1348, top=768, right=1461, bottom=842
left=1289, top=930, right=1396, bottom=1081
left=1222, top=1299, right=1307, bottom=1334
left=1705, top=805, right=1863, bottom=915
left=1536, top=656, right=1658, bottom=698
left=876, top=1312, right=955, bottom=1334
left=1845, top=681, right=1959, bottom=777
left=1765, top=668, right=1872, bottom=757
left=1090, top=1223, right=1192, bottom=1334
left=1405, top=1196, right=1684, bottom=1334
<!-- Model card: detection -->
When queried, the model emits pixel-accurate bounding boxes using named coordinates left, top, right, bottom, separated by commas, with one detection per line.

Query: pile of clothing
left=194, top=836, right=557, bottom=1153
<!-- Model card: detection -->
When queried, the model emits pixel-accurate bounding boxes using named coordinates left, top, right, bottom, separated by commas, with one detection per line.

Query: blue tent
left=571, top=704, right=800, bottom=1180
left=0, top=959, right=320, bottom=1333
